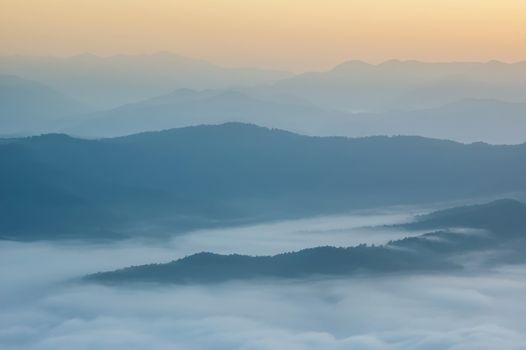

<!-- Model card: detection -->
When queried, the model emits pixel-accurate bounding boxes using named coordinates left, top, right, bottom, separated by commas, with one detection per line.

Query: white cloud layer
left=1, top=211, right=525, bottom=350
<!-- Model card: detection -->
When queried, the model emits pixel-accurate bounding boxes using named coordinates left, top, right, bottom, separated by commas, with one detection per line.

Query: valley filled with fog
left=2, top=206, right=526, bottom=350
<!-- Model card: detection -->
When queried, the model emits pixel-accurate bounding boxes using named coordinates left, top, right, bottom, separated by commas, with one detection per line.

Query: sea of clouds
left=1, top=209, right=524, bottom=350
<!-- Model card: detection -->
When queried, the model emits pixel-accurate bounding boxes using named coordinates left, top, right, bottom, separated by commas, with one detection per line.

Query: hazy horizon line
left=2, top=51, right=526, bottom=74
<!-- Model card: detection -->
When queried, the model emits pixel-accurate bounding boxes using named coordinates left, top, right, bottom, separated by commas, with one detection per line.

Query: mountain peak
left=330, top=60, right=372, bottom=72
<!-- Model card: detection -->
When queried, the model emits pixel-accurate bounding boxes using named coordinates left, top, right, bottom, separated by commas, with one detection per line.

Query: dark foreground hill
left=85, top=199, right=526, bottom=284
left=2, top=123, right=526, bottom=240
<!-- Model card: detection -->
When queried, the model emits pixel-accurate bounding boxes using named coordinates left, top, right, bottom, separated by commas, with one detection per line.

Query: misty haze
left=2, top=1, right=526, bottom=349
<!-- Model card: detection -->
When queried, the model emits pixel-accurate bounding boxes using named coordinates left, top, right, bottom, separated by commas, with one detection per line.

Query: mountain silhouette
left=0, top=75, right=89, bottom=136
left=0, top=53, right=291, bottom=108
left=268, top=60, right=526, bottom=112
left=63, top=92, right=526, bottom=144
left=63, top=89, right=348, bottom=138
left=2, top=124, right=526, bottom=240
left=84, top=199, right=526, bottom=284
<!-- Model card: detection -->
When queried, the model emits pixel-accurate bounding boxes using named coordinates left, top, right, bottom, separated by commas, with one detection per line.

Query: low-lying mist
left=1, top=210, right=525, bottom=349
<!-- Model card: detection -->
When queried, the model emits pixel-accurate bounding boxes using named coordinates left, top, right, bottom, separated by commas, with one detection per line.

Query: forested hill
left=84, top=199, right=526, bottom=284
left=2, top=123, right=526, bottom=240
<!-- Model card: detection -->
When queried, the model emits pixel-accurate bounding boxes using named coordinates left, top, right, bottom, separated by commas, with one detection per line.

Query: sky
left=1, top=0, right=526, bottom=71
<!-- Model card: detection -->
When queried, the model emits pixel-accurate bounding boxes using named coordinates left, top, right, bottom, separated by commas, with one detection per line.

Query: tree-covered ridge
left=2, top=123, right=526, bottom=240
left=84, top=199, right=526, bottom=284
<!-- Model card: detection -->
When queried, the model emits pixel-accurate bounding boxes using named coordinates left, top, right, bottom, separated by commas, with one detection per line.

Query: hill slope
left=2, top=123, right=526, bottom=240
left=84, top=199, right=526, bottom=284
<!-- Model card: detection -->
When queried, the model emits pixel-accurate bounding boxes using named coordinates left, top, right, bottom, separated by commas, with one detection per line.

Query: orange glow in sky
left=1, top=0, right=525, bottom=71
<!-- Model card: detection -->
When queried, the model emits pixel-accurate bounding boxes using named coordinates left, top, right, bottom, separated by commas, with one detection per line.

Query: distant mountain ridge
left=0, top=53, right=292, bottom=108
left=0, top=75, right=89, bottom=135
left=62, top=88, right=349, bottom=138
left=2, top=56, right=526, bottom=144
left=265, top=60, right=526, bottom=112
left=3, top=55, right=526, bottom=113
left=343, top=98, right=526, bottom=144
left=62, top=91, right=526, bottom=144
